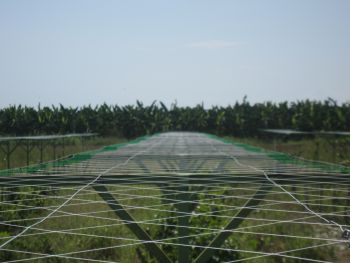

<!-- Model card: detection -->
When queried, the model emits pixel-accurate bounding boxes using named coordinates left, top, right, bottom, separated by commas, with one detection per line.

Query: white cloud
left=185, top=40, right=242, bottom=49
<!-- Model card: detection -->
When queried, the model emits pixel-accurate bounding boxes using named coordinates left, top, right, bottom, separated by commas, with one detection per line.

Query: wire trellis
left=0, top=132, right=349, bottom=263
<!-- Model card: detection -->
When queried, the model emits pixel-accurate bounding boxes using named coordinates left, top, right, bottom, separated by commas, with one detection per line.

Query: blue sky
left=0, top=0, right=349, bottom=107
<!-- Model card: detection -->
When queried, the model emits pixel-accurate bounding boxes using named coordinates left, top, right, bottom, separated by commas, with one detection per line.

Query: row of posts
left=0, top=134, right=96, bottom=170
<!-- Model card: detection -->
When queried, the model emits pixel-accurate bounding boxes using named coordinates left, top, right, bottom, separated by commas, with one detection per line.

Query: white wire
left=1, top=132, right=349, bottom=261
left=0, top=136, right=162, bottom=249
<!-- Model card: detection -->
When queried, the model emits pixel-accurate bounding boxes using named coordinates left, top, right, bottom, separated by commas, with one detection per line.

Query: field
left=226, top=136, right=350, bottom=166
left=1, top=133, right=350, bottom=262
left=1, top=135, right=350, bottom=171
left=1, top=185, right=345, bottom=262
left=0, top=136, right=127, bottom=170
left=2, top=0, right=349, bottom=261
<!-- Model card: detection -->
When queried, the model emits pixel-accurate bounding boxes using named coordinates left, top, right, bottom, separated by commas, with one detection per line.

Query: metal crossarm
left=0, top=133, right=97, bottom=169
left=195, top=184, right=272, bottom=263
left=0, top=132, right=349, bottom=262
left=93, top=185, right=172, bottom=263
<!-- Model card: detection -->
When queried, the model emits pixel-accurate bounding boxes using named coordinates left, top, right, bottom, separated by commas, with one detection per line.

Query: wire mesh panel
left=0, top=132, right=349, bottom=262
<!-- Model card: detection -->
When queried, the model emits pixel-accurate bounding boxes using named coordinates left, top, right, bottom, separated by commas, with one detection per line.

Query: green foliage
left=1, top=99, right=349, bottom=138
left=0, top=136, right=127, bottom=170
left=224, top=136, right=350, bottom=166
left=136, top=185, right=338, bottom=263
left=0, top=136, right=346, bottom=262
left=137, top=194, right=242, bottom=263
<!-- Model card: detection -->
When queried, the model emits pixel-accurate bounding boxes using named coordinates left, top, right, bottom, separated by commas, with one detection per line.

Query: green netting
left=1, top=132, right=349, bottom=177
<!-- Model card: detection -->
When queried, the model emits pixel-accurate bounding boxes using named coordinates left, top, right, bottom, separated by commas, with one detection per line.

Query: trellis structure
left=259, top=129, right=350, bottom=163
left=0, top=132, right=349, bottom=262
left=0, top=133, right=97, bottom=169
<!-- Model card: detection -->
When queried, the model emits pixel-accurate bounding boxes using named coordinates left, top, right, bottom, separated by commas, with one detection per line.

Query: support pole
left=93, top=185, right=172, bottom=263
left=6, top=141, right=10, bottom=169
left=81, top=136, right=84, bottom=152
left=194, top=184, right=272, bottom=263
left=314, top=138, right=320, bottom=161
left=53, top=140, right=57, bottom=160
left=40, top=141, right=44, bottom=164
left=26, top=141, right=30, bottom=166
left=175, top=155, right=192, bottom=263
left=20, top=141, right=34, bottom=166
left=176, top=185, right=192, bottom=263
left=2, top=141, right=20, bottom=169
left=62, top=138, right=65, bottom=156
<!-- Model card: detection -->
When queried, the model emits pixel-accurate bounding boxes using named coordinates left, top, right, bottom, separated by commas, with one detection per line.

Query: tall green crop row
left=0, top=99, right=349, bottom=138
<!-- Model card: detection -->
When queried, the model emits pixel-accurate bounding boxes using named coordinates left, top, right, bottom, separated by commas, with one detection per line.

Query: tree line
left=0, top=98, right=349, bottom=138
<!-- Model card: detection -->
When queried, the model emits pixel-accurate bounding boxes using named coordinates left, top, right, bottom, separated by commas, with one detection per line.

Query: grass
left=0, top=185, right=164, bottom=262
left=224, top=136, right=350, bottom=166
left=0, top=136, right=127, bottom=170
left=2, top=183, right=343, bottom=262
left=2, top=135, right=349, bottom=171
left=1, top=134, right=350, bottom=262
